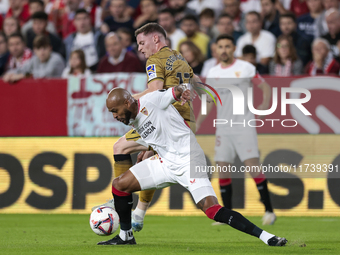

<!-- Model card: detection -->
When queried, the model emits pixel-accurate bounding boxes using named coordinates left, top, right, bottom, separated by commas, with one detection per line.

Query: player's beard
left=220, top=53, right=230, bottom=63
left=123, top=108, right=132, bottom=125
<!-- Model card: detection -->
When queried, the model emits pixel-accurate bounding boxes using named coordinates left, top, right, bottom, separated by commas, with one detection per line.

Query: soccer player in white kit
left=96, top=85, right=287, bottom=246
left=196, top=34, right=276, bottom=225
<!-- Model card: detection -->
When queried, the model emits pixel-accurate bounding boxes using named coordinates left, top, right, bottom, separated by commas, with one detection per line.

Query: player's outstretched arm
left=132, top=80, right=164, bottom=100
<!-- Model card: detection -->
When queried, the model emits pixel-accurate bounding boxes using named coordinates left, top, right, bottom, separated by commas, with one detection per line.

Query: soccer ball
left=89, top=206, right=119, bottom=236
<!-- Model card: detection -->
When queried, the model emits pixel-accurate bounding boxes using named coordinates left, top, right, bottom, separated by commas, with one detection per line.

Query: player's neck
left=131, top=99, right=139, bottom=119
left=155, top=42, right=167, bottom=53
left=220, top=58, right=235, bottom=68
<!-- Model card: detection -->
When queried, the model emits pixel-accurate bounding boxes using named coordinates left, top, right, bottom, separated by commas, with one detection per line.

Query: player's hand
left=181, top=89, right=196, bottom=105
left=136, top=151, right=146, bottom=164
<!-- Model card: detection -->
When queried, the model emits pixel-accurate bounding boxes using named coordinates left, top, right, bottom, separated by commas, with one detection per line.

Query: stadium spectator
left=314, top=0, right=339, bottom=37
left=199, top=8, right=215, bottom=38
left=102, top=0, right=134, bottom=33
left=96, top=32, right=144, bottom=73
left=214, top=14, right=243, bottom=42
left=3, top=35, right=65, bottom=82
left=158, top=8, right=186, bottom=50
left=3, top=17, right=20, bottom=37
left=116, top=27, right=135, bottom=52
left=26, top=12, right=65, bottom=59
left=0, top=0, right=9, bottom=15
left=21, top=0, right=57, bottom=38
left=179, top=40, right=205, bottom=74
left=261, top=0, right=282, bottom=37
left=201, top=42, right=219, bottom=77
left=241, top=44, right=269, bottom=74
left=5, top=0, right=30, bottom=26
left=83, top=0, right=103, bottom=29
left=235, top=11, right=276, bottom=65
left=168, top=0, right=196, bottom=26
left=6, top=32, right=33, bottom=71
left=64, top=9, right=106, bottom=71
left=0, top=32, right=9, bottom=76
left=269, top=35, right=303, bottom=75
left=133, top=0, right=158, bottom=29
left=187, top=0, right=223, bottom=17
left=59, top=0, right=82, bottom=39
left=62, top=49, right=91, bottom=77
left=279, top=13, right=311, bottom=65
left=305, top=38, right=340, bottom=75
left=223, top=0, right=245, bottom=32
left=178, top=14, right=210, bottom=56
left=322, top=8, right=340, bottom=58
left=297, top=0, right=323, bottom=41
left=289, top=0, right=309, bottom=17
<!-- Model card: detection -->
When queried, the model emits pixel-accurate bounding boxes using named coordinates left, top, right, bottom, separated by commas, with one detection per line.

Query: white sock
left=259, top=231, right=275, bottom=245
left=133, top=208, right=146, bottom=221
left=119, top=229, right=133, bottom=241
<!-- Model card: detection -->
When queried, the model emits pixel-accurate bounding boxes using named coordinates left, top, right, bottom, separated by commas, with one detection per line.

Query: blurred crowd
left=1, top=0, right=340, bottom=82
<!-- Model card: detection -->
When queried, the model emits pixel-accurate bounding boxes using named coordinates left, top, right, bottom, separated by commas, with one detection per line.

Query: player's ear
left=153, top=34, right=158, bottom=44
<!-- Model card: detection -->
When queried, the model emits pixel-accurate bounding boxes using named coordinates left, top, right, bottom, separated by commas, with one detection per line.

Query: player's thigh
left=214, top=134, right=236, bottom=164
left=232, top=131, right=259, bottom=163
left=216, top=161, right=233, bottom=179
left=114, top=130, right=148, bottom=155
left=174, top=165, right=217, bottom=205
left=130, top=154, right=175, bottom=191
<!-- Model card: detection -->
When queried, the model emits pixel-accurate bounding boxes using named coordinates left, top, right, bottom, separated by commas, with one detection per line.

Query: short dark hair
left=8, top=32, right=25, bottom=43
left=28, top=0, right=44, bottom=8
left=180, top=14, right=198, bottom=24
left=135, top=23, right=166, bottom=38
left=33, top=35, right=51, bottom=48
left=242, top=44, right=256, bottom=56
left=31, top=11, right=48, bottom=21
left=246, top=11, right=261, bottom=21
left=117, top=27, right=132, bottom=37
left=159, top=8, right=175, bottom=17
left=199, top=8, right=215, bottom=19
left=217, top=13, right=232, bottom=22
left=279, top=12, right=296, bottom=23
left=75, top=8, right=89, bottom=17
left=215, top=34, right=235, bottom=45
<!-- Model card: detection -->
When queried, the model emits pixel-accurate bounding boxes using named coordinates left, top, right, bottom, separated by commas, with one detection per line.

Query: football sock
left=119, top=229, right=134, bottom=241
left=254, top=176, right=273, bottom=212
left=139, top=189, right=155, bottom=204
left=219, top=178, right=232, bottom=209
left=259, top=230, right=275, bottom=245
left=133, top=207, right=146, bottom=221
left=112, top=186, right=133, bottom=231
left=114, top=154, right=132, bottom=177
left=206, top=205, right=263, bottom=238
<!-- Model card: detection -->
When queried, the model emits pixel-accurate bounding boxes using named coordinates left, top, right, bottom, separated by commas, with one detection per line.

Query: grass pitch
left=0, top=214, right=339, bottom=254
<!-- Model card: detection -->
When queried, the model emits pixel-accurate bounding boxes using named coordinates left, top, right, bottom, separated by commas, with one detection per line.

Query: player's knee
left=112, top=177, right=131, bottom=194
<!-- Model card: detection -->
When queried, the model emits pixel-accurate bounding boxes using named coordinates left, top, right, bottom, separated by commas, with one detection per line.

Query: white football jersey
left=206, top=59, right=256, bottom=134
left=130, top=88, right=205, bottom=174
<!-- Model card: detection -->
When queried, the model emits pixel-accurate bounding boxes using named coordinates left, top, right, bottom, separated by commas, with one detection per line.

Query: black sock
left=256, top=179, right=273, bottom=212
left=113, top=193, right=133, bottom=230
left=220, top=184, right=232, bottom=209
left=214, top=207, right=263, bottom=238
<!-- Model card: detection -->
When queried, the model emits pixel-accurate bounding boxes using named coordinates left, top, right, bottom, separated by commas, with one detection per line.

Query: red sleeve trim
left=172, top=87, right=180, bottom=101
left=137, top=99, right=140, bottom=112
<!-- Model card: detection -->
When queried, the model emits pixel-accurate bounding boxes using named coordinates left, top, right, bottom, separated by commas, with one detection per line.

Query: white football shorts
left=214, top=131, right=259, bottom=164
left=129, top=155, right=216, bottom=204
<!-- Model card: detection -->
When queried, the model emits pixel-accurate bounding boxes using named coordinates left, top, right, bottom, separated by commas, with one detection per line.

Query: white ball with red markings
left=89, top=206, right=119, bottom=236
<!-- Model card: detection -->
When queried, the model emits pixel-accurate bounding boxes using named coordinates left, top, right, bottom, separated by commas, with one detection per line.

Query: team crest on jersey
left=235, top=71, right=241, bottom=77
left=150, top=154, right=159, bottom=160
left=147, top=64, right=157, bottom=81
left=140, top=107, right=148, bottom=116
